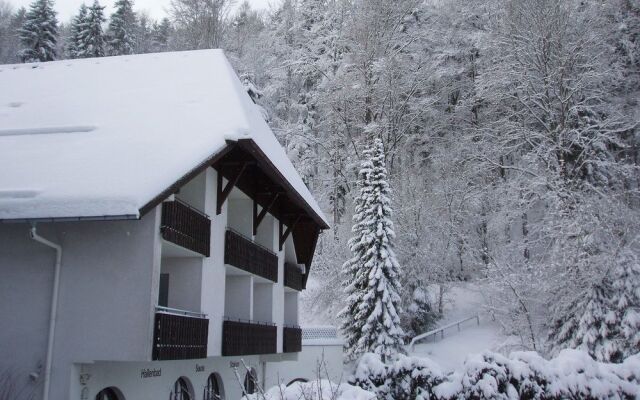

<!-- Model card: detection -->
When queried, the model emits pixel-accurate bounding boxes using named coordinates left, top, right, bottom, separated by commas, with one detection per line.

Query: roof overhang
left=1, top=139, right=328, bottom=269
left=211, top=139, right=328, bottom=268
left=138, top=138, right=327, bottom=267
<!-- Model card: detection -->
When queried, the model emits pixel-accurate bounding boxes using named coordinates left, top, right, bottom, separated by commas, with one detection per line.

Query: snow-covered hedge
left=352, top=350, right=640, bottom=399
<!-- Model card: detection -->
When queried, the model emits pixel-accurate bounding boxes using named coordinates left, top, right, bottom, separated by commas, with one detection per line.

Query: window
left=171, top=377, right=193, bottom=400
left=95, top=387, right=122, bottom=400
left=204, top=373, right=224, bottom=400
left=243, top=368, right=258, bottom=395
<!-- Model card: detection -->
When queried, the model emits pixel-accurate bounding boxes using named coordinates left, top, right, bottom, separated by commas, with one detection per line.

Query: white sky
left=10, top=0, right=276, bottom=22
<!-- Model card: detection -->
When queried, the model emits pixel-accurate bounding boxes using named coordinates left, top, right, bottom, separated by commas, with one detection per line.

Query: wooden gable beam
left=216, top=162, right=249, bottom=215
left=302, top=225, right=322, bottom=289
left=253, top=193, right=281, bottom=235
left=279, top=214, right=302, bottom=251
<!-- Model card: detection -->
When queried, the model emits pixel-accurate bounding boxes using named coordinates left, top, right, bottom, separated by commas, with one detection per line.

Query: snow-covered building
left=0, top=50, right=341, bottom=400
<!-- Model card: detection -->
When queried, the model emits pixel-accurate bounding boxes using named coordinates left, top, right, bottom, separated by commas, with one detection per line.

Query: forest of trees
left=1, top=0, right=638, bottom=362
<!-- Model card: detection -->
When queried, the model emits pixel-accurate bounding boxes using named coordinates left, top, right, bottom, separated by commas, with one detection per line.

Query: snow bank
left=351, top=350, right=640, bottom=399
left=249, top=350, right=639, bottom=400
left=242, top=380, right=375, bottom=400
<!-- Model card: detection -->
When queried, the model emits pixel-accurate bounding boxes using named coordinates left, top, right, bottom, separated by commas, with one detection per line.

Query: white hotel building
left=0, top=50, right=342, bottom=400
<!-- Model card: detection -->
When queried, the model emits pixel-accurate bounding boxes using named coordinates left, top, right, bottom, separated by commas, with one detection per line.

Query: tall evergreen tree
left=80, top=0, right=106, bottom=58
left=66, top=4, right=87, bottom=59
left=402, top=285, right=438, bottom=338
left=107, top=0, right=136, bottom=55
left=18, top=0, right=58, bottom=62
left=339, top=138, right=405, bottom=361
left=151, top=17, right=172, bottom=52
left=549, top=250, right=640, bottom=362
left=0, top=5, right=26, bottom=64
left=135, top=12, right=153, bottom=54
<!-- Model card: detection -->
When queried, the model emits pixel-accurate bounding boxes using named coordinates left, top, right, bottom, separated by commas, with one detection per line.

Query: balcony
left=224, top=230, right=278, bottom=282
left=152, top=306, right=209, bottom=361
left=283, top=326, right=302, bottom=353
left=222, top=319, right=277, bottom=356
left=284, top=263, right=304, bottom=291
left=161, top=199, right=211, bottom=256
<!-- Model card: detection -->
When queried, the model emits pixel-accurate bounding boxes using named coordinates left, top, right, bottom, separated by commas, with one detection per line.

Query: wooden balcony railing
left=283, top=326, right=302, bottom=353
left=222, top=319, right=277, bottom=356
left=161, top=199, right=211, bottom=256
left=152, top=307, right=209, bottom=360
left=224, top=230, right=278, bottom=282
left=284, top=263, right=304, bottom=291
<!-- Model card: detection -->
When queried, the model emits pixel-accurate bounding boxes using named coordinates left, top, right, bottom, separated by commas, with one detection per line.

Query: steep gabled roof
left=0, top=50, right=328, bottom=228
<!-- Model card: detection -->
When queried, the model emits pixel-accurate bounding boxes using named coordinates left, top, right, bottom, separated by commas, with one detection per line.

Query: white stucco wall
left=161, top=257, right=203, bottom=312
left=284, top=292, right=299, bottom=326
left=253, top=283, right=274, bottom=324
left=255, top=213, right=275, bottom=250
left=272, top=220, right=286, bottom=353
left=76, top=355, right=264, bottom=400
left=0, top=210, right=161, bottom=400
left=74, top=343, right=344, bottom=400
left=175, top=171, right=206, bottom=213
left=227, top=198, right=252, bottom=238
left=202, top=168, right=228, bottom=357
left=284, top=235, right=298, bottom=264
left=224, top=276, right=253, bottom=320
left=0, top=224, right=55, bottom=399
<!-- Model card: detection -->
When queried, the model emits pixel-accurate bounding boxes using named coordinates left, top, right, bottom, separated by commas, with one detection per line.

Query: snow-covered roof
left=0, top=50, right=328, bottom=225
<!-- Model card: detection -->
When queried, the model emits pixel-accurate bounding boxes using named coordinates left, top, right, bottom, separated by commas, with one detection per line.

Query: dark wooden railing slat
left=284, top=263, right=303, bottom=291
left=222, top=320, right=277, bottom=356
left=152, top=312, right=208, bottom=361
left=161, top=200, right=211, bottom=256
left=283, top=326, right=302, bottom=353
left=224, top=230, right=278, bottom=282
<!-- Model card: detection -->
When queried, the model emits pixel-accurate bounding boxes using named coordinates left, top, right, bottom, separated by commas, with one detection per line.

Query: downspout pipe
left=29, top=224, right=62, bottom=400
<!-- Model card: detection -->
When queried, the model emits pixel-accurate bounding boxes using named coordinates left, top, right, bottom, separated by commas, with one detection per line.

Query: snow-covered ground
left=410, top=283, right=508, bottom=371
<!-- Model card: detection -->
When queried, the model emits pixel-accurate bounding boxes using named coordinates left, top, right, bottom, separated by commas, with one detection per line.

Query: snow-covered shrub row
left=242, top=380, right=375, bottom=400
left=352, top=350, right=640, bottom=400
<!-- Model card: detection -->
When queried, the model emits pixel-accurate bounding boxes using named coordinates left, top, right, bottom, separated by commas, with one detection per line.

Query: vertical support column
left=147, top=206, right=164, bottom=360
left=202, top=168, right=227, bottom=356
left=271, top=218, right=285, bottom=353
left=284, top=292, right=299, bottom=326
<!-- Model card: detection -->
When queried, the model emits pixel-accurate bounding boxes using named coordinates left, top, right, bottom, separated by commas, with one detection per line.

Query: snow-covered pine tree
left=18, top=0, right=58, bottom=62
left=66, top=3, right=87, bottom=59
left=151, top=17, right=172, bottom=52
left=79, top=0, right=106, bottom=58
left=339, top=137, right=405, bottom=362
left=549, top=250, right=640, bottom=362
left=106, top=0, right=136, bottom=56
left=615, top=251, right=640, bottom=360
left=403, top=285, right=438, bottom=337
left=0, top=6, right=26, bottom=64
left=135, top=12, right=153, bottom=54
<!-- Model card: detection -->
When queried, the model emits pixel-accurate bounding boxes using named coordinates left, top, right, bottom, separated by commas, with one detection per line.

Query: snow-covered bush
left=389, top=355, right=446, bottom=400
left=352, top=353, right=389, bottom=395
left=242, top=380, right=375, bottom=400
left=435, top=352, right=513, bottom=400
left=353, top=353, right=446, bottom=400
left=351, top=350, right=640, bottom=399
